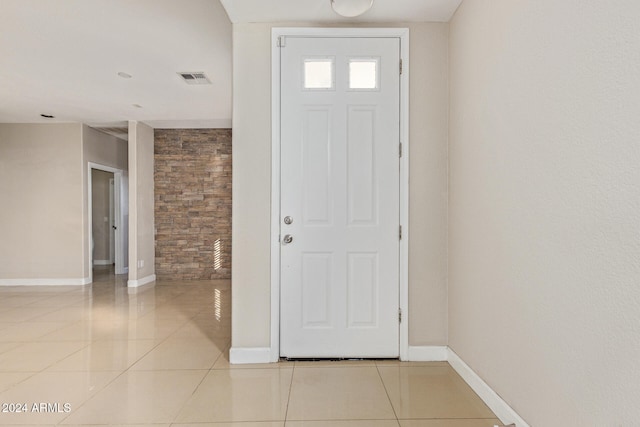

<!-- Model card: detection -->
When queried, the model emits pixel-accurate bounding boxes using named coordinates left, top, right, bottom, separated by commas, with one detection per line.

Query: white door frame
left=270, top=27, right=410, bottom=362
left=88, top=162, right=127, bottom=281
left=109, top=178, right=115, bottom=264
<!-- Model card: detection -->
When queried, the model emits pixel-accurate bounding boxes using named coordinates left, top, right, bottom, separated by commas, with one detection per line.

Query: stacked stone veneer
left=154, top=129, right=231, bottom=280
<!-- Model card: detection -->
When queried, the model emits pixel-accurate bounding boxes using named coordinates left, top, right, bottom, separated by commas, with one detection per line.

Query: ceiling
left=221, top=0, right=462, bottom=24
left=0, top=0, right=462, bottom=131
left=0, top=0, right=233, bottom=130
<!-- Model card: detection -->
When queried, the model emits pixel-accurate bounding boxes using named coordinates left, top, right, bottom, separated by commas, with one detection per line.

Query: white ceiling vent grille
left=178, top=72, right=211, bottom=85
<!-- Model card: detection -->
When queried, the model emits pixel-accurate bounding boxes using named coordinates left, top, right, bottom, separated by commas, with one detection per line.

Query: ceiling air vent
left=178, top=72, right=211, bottom=85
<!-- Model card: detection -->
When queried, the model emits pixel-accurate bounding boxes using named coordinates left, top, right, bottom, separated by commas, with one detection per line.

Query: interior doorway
left=88, top=163, right=128, bottom=282
left=91, top=169, right=115, bottom=267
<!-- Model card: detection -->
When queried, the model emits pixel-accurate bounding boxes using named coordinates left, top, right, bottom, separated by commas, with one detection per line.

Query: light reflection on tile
left=0, top=341, right=88, bottom=372
left=286, top=367, right=396, bottom=421
left=130, top=336, right=223, bottom=370
left=0, top=268, right=500, bottom=426
left=378, top=366, right=496, bottom=420
left=47, top=339, right=157, bottom=372
left=175, top=368, right=293, bottom=423
left=0, top=370, right=120, bottom=424
left=59, top=370, right=207, bottom=425
left=0, top=321, right=69, bottom=342
left=0, top=372, right=36, bottom=393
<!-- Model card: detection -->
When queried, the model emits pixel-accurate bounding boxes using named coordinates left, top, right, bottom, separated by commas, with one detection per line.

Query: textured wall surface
left=449, top=0, right=640, bottom=425
left=155, top=129, right=232, bottom=280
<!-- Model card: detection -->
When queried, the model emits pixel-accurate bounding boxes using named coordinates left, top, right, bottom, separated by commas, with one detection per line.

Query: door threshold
left=282, top=357, right=399, bottom=362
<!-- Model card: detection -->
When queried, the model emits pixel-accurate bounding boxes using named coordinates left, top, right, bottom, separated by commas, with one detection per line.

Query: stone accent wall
left=154, top=129, right=231, bottom=280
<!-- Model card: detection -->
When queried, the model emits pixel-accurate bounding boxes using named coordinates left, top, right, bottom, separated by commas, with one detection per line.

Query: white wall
left=0, top=123, right=85, bottom=283
left=128, top=121, right=155, bottom=285
left=0, top=124, right=129, bottom=284
left=448, top=0, right=640, bottom=425
left=232, top=23, right=449, bottom=351
left=232, top=23, right=274, bottom=348
left=407, top=23, right=449, bottom=346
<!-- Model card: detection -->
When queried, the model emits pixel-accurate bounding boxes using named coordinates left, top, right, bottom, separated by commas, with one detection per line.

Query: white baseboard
left=407, top=345, right=448, bottom=361
left=448, top=348, right=530, bottom=427
left=93, top=260, right=113, bottom=266
left=0, top=277, right=91, bottom=286
left=116, top=266, right=129, bottom=275
left=127, top=281, right=156, bottom=294
left=257, top=343, right=527, bottom=425
left=229, top=347, right=273, bottom=364
left=127, top=274, right=156, bottom=288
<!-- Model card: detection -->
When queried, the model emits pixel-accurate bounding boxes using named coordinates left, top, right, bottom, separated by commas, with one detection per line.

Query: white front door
left=280, top=36, right=401, bottom=358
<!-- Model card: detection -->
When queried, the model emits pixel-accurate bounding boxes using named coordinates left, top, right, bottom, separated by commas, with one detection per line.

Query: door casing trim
left=88, top=162, right=127, bottom=282
left=270, top=27, right=410, bottom=362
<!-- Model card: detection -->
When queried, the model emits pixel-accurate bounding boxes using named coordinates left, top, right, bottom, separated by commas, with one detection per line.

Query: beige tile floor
left=0, top=266, right=503, bottom=426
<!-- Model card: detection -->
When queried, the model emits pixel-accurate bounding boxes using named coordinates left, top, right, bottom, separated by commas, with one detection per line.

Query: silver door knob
left=283, top=234, right=293, bottom=244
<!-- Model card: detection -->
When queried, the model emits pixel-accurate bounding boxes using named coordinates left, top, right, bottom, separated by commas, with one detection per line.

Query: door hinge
left=399, top=142, right=403, bottom=158
left=277, top=36, right=286, bottom=48
left=399, top=225, right=403, bottom=240
left=399, top=58, right=403, bottom=75
left=398, top=308, right=402, bottom=323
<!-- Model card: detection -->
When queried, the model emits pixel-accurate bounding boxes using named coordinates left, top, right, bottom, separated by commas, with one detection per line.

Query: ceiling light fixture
left=330, top=0, right=374, bottom=17
left=117, top=71, right=132, bottom=79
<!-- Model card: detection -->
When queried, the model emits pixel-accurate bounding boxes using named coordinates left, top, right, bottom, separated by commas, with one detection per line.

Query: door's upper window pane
left=304, top=59, right=334, bottom=90
left=349, top=58, right=379, bottom=90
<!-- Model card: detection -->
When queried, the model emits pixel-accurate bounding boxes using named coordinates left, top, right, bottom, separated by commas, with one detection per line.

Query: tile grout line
left=168, top=368, right=213, bottom=425
left=56, top=285, right=198, bottom=425
left=283, top=360, right=297, bottom=423
left=55, top=350, right=135, bottom=425
left=376, top=363, right=401, bottom=425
